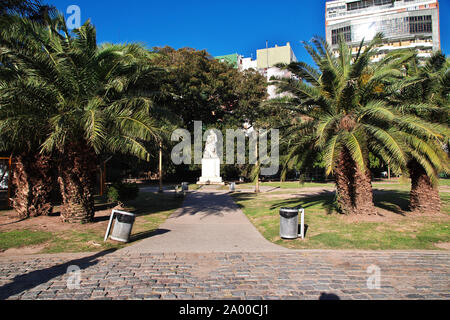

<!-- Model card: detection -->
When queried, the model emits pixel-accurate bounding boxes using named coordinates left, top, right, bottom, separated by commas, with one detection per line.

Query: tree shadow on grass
left=0, top=217, right=28, bottom=227
left=373, top=189, right=410, bottom=215
left=0, top=249, right=116, bottom=300
left=94, top=203, right=117, bottom=213
left=268, top=191, right=337, bottom=215
left=92, top=215, right=112, bottom=223
left=235, top=189, right=412, bottom=216
left=90, top=193, right=184, bottom=222
left=230, top=193, right=257, bottom=210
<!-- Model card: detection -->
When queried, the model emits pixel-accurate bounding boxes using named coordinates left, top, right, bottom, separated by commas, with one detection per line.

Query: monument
left=198, top=131, right=224, bottom=185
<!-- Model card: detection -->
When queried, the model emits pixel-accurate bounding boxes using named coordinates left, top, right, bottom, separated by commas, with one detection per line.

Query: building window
left=332, top=26, right=352, bottom=45
left=408, top=15, right=432, bottom=34
left=374, top=0, right=392, bottom=6
left=347, top=1, right=369, bottom=11
left=347, top=0, right=393, bottom=11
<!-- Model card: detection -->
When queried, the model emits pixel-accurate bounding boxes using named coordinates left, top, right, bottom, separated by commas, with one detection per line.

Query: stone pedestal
left=198, top=158, right=224, bottom=185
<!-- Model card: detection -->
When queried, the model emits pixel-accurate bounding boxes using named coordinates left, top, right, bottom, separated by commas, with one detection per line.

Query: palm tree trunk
left=11, top=153, right=53, bottom=219
left=334, top=150, right=354, bottom=215
left=408, top=160, right=441, bottom=213
left=57, top=142, right=98, bottom=223
left=334, top=149, right=376, bottom=215
left=353, top=164, right=376, bottom=215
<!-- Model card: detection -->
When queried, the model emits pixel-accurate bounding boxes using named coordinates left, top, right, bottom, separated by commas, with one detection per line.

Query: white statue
left=203, top=131, right=218, bottom=159
left=198, top=130, right=223, bottom=185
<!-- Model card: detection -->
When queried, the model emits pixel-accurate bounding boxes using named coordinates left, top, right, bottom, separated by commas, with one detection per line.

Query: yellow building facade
left=256, top=42, right=297, bottom=69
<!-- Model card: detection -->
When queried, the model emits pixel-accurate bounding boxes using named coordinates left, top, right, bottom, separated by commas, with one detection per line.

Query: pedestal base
left=198, top=158, right=224, bottom=185
left=197, top=180, right=225, bottom=185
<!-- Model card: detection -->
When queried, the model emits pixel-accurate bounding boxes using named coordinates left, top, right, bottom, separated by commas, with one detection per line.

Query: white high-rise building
left=325, top=0, right=441, bottom=59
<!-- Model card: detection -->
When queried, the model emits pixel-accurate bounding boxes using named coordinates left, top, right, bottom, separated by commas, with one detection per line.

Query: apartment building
left=256, top=42, right=298, bottom=69
left=325, top=0, right=441, bottom=59
left=215, top=42, right=297, bottom=98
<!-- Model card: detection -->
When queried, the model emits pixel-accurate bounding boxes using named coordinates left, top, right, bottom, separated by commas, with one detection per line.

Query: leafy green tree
left=152, top=47, right=267, bottom=181
left=153, top=47, right=232, bottom=127
left=153, top=47, right=267, bottom=128
left=230, top=68, right=268, bottom=126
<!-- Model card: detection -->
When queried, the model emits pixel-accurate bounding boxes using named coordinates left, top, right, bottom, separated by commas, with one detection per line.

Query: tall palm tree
left=387, top=52, right=450, bottom=213
left=0, top=2, right=58, bottom=219
left=270, top=34, right=429, bottom=215
left=1, top=0, right=43, bottom=17
left=0, top=0, right=55, bottom=27
left=0, top=14, right=58, bottom=218
left=0, top=15, right=164, bottom=223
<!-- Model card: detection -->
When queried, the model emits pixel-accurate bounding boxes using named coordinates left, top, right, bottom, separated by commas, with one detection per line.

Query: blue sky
left=50, top=0, right=449, bottom=63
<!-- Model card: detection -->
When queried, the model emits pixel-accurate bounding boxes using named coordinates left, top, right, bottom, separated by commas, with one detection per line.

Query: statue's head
left=206, top=131, right=217, bottom=143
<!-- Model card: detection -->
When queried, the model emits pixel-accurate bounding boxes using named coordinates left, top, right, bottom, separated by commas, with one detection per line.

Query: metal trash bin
left=106, top=210, right=136, bottom=243
left=230, top=182, right=236, bottom=192
left=280, top=207, right=305, bottom=240
left=174, top=185, right=185, bottom=199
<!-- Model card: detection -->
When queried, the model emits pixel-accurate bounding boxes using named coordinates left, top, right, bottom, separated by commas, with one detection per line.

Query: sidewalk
left=1, top=250, right=448, bottom=300
left=119, top=188, right=287, bottom=254
left=1, top=188, right=448, bottom=300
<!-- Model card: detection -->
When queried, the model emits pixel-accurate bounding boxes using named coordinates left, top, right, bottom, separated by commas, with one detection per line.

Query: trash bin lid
left=280, top=207, right=301, bottom=218
left=113, top=210, right=135, bottom=217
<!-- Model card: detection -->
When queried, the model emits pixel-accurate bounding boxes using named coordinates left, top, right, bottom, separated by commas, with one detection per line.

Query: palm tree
left=1, top=0, right=43, bottom=16
left=0, top=15, right=164, bottom=223
left=270, top=34, right=425, bottom=215
left=0, top=15, right=58, bottom=218
left=0, top=0, right=55, bottom=26
left=0, top=3, right=59, bottom=219
left=387, top=52, right=450, bottom=213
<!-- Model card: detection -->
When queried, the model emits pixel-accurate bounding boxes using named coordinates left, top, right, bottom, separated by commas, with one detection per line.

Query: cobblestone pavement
left=0, top=250, right=448, bottom=300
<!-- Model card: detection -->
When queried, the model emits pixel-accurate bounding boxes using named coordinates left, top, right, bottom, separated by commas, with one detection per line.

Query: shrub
left=107, top=182, right=139, bottom=203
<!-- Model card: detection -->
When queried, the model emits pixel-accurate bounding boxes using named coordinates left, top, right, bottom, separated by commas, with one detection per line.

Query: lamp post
left=7, top=156, right=11, bottom=208
left=159, top=140, right=163, bottom=193
left=266, top=40, right=269, bottom=81
left=99, top=156, right=112, bottom=197
left=254, top=129, right=260, bottom=194
left=244, top=122, right=260, bottom=194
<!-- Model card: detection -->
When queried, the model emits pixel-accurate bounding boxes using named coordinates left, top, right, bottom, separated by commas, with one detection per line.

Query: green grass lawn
left=188, top=184, right=203, bottom=191
left=232, top=183, right=450, bottom=250
left=232, top=181, right=334, bottom=190
left=230, top=178, right=450, bottom=191
left=41, top=230, right=121, bottom=254
left=0, top=192, right=184, bottom=254
left=2, top=180, right=449, bottom=254
left=0, top=230, right=53, bottom=251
